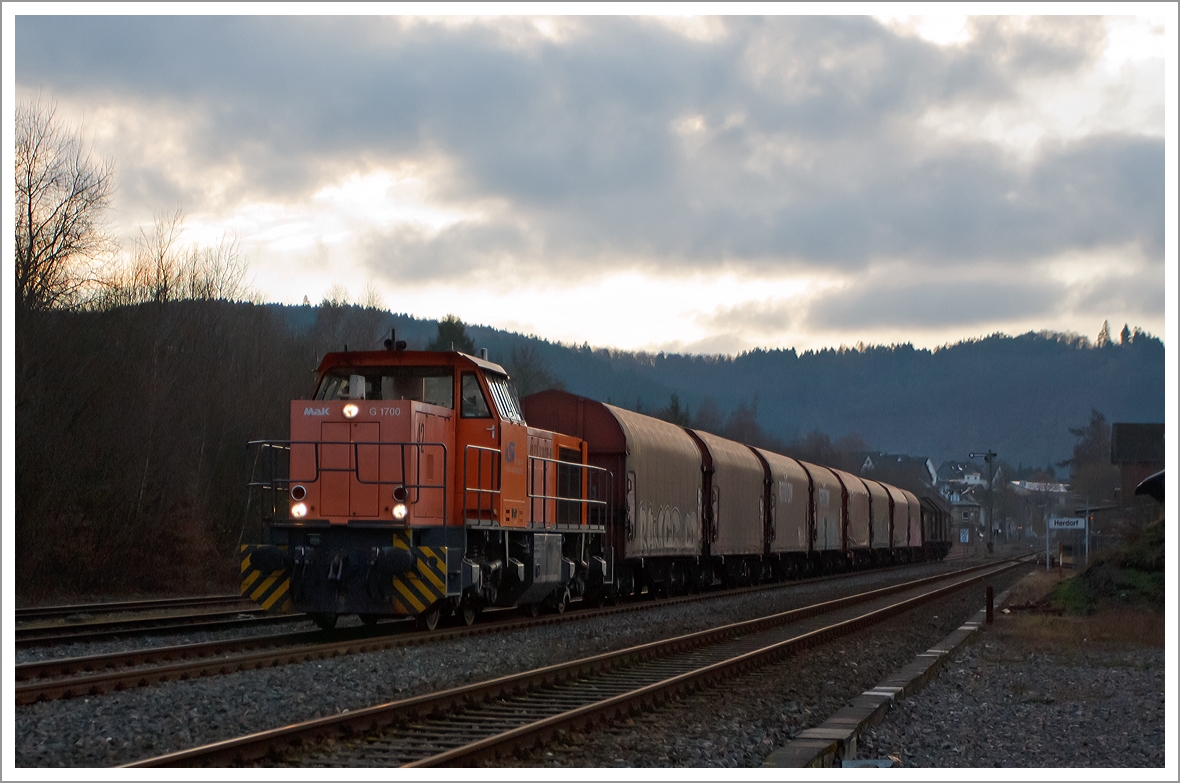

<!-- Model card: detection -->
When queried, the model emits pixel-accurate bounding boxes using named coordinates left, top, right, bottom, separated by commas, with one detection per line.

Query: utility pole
left=970, top=450, right=997, bottom=554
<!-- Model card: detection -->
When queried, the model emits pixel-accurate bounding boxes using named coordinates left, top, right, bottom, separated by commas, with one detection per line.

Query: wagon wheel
left=417, top=605, right=441, bottom=631
left=554, top=588, right=570, bottom=614
left=668, top=563, right=686, bottom=596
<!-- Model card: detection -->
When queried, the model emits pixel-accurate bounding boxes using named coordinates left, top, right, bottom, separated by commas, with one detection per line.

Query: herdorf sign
left=1049, top=517, right=1087, bottom=530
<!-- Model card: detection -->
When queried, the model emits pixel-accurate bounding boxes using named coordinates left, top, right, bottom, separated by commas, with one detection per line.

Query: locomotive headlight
left=392, top=503, right=408, bottom=520
left=291, top=502, right=309, bottom=518
left=342, top=403, right=359, bottom=419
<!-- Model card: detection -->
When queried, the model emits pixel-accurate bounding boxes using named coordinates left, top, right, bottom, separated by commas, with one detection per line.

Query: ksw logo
left=303, top=407, right=330, bottom=416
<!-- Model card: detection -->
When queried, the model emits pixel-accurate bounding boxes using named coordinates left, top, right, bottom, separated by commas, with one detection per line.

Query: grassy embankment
left=994, top=521, right=1166, bottom=653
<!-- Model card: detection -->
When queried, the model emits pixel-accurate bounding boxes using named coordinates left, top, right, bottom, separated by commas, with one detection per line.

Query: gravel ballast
left=859, top=615, right=1165, bottom=767
left=498, top=565, right=1029, bottom=767
left=16, top=561, right=978, bottom=767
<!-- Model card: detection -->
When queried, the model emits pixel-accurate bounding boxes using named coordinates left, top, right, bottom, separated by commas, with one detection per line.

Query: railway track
left=123, top=558, right=1024, bottom=767
left=16, top=594, right=251, bottom=623
left=16, top=561, right=969, bottom=706
left=15, top=608, right=303, bottom=649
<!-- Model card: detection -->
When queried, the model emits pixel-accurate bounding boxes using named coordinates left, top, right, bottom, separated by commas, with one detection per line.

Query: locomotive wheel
left=359, top=613, right=380, bottom=627
left=417, top=606, right=441, bottom=632
left=459, top=603, right=478, bottom=626
left=310, top=613, right=338, bottom=631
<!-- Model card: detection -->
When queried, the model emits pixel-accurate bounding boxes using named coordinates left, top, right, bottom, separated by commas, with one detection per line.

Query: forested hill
left=274, top=303, right=1162, bottom=468
left=527, top=332, right=1164, bottom=470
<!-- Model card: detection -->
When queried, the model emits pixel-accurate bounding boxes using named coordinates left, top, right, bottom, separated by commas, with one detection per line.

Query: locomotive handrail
left=246, top=439, right=447, bottom=485
left=245, top=439, right=448, bottom=523
left=463, top=444, right=501, bottom=525
left=526, top=454, right=611, bottom=529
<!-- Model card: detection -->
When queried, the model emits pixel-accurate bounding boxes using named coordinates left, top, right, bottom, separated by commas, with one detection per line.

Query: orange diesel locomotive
left=241, top=341, right=612, bottom=630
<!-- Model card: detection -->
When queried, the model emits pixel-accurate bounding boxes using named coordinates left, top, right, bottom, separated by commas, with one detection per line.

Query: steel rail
left=15, top=594, right=251, bottom=623
left=122, top=558, right=1023, bottom=768
left=15, top=611, right=303, bottom=649
left=18, top=559, right=993, bottom=705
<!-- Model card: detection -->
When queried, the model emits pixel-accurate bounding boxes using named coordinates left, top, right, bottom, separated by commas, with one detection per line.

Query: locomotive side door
left=457, top=371, right=500, bottom=524
left=484, top=372, right=527, bottom=528
left=498, top=420, right=528, bottom=527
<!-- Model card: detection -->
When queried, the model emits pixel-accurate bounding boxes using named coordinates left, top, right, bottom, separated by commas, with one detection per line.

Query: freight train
left=240, top=343, right=951, bottom=630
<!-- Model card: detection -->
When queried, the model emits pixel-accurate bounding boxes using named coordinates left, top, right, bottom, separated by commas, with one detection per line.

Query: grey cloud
left=799, top=257, right=1164, bottom=334
left=358, top=218, right=540, bottom=283
left=802, top=277, right=1065, bottom=332
left=1072, top=263, right=1167, bottom=317
left=701, top=299, right=798, bottom=336
left=16, top=15, right=1160, bottom=283
left=968, top=16, right=1107, bottom=77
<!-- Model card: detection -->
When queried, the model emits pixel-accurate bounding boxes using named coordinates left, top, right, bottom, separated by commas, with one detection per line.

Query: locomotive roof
left=316, top=348, right=509, bottom=377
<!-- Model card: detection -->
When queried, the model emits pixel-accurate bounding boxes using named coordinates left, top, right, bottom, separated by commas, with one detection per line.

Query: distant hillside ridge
left=266, top=303, right=1164, bottom=468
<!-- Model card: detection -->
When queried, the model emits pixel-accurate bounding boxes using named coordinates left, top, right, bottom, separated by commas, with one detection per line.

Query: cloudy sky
left=10, top=8, right=1174, bottom=354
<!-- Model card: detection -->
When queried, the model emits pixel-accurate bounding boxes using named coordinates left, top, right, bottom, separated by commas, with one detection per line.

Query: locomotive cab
left=240, top=345, right=611, bottom=630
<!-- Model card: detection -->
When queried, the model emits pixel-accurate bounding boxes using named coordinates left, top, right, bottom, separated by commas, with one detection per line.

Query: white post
left=1085, top=513, right=1090, bottom=566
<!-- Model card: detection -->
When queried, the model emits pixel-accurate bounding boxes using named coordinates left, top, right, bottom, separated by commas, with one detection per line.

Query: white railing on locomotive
left=463, top=444, right=502, bottom=524
left=246, top=439, right=448, bottom=516
left=526, top=453, right=611, bottom=528
left=243, top=441, right=294, bottom=522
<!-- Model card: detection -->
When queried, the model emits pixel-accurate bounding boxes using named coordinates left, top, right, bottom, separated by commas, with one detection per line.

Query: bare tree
left=181, top=234, right=249, bottom=301
left=99, top=208, right=252, bottom=307
left=321, top=284, right=350, bottom=308
left=359, top=279, right=385, bottom=310
left=504, top=342, right=565, bottom=397
left=15, top=98, right=115, bottom=311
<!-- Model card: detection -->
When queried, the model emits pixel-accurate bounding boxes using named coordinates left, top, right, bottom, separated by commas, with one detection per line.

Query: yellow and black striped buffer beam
left=390, top=532, right=451, bottom=616
left=239, top=544, right=293, bottom=613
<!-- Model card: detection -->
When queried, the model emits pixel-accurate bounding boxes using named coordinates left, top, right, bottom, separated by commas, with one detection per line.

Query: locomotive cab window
left=315, top=366, right=454, bottom=408
left=460, top=372, right=492, bottom=418
left=485, top=373, right=523, bottom=422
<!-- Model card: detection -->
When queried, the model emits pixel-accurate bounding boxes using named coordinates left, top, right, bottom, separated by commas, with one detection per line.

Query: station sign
left=1049, top=517, right=1086, bottom=530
